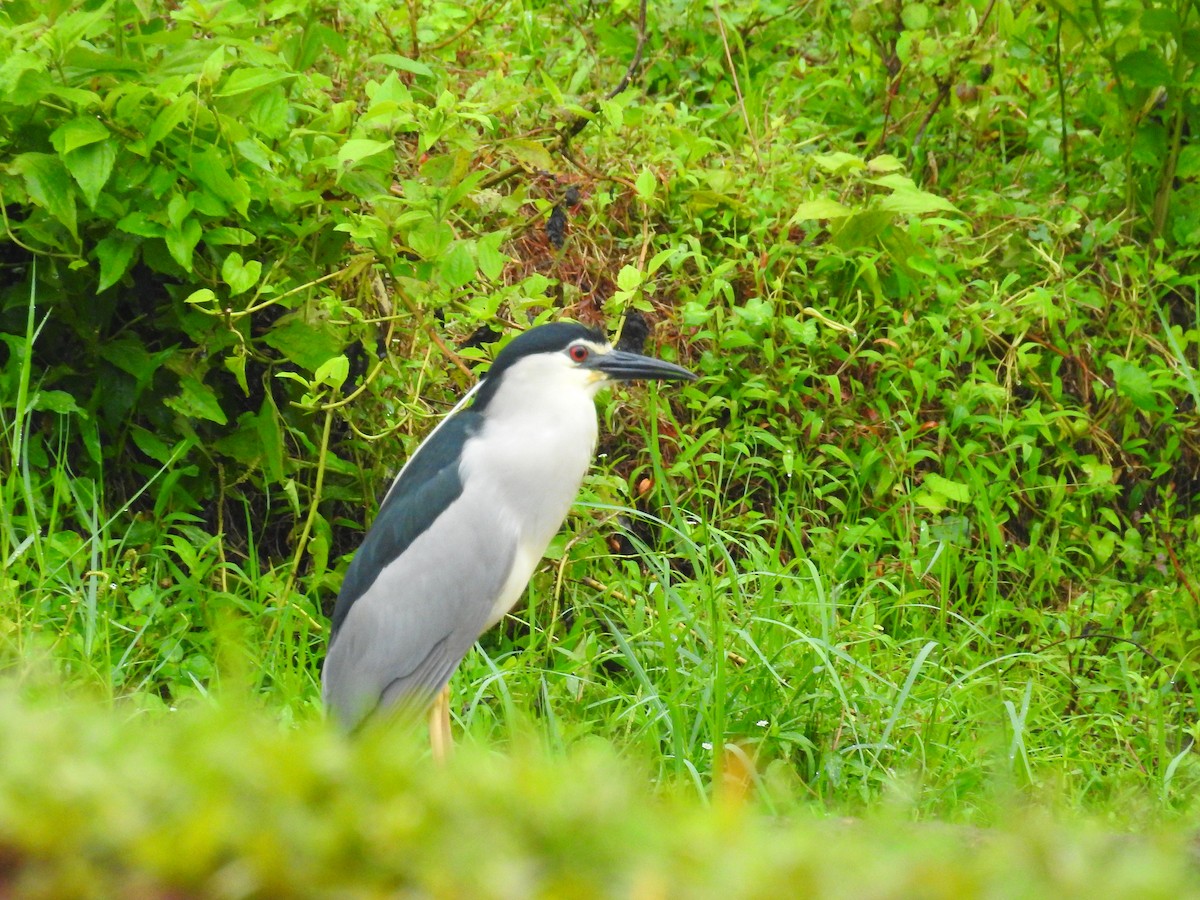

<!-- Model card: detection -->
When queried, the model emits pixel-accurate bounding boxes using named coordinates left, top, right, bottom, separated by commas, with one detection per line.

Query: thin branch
left=559, top=0, right=649, bottom=145
left=425, top=0, right=508, bottom=53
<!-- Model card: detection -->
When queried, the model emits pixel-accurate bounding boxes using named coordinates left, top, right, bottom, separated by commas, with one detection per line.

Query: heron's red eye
left=569, top=344, right=589, bottom=363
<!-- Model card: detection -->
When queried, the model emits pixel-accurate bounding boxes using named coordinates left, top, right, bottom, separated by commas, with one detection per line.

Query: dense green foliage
left=0, top=0, right=1198, bottom=886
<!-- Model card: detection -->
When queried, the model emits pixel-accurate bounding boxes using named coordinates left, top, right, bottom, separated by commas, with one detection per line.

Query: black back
left=329, top=412, right=482, bottom=637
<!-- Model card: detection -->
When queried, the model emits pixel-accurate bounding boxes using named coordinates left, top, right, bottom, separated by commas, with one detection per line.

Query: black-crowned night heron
left=322, top=321, right=695, bottom=756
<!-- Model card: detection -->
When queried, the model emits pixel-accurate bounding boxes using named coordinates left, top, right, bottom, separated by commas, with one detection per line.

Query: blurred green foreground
left=0, top=691, right=1195, bottom=899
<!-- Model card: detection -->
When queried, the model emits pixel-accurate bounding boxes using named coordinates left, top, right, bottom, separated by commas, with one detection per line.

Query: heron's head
left=471, top=322, right=695, bottom=415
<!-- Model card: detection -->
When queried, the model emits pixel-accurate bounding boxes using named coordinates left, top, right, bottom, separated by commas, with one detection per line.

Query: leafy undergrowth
left=1, top=0, right=1199, bottom=862
left=0, top=691, right=1196, bottom=898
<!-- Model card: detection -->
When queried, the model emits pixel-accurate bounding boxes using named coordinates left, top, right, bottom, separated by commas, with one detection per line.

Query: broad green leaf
left=477, top=231, right=508, bottom=281
left=216, top=67, right=297, bottom=96
left=313, top=355, right=350, bottom=389
left=95, top=234, right=137, bottom=292
left=647, top=246, right=680, bottom=274
left=505, top=139, right=554, bottom=172
left=867, top=154, right=905, bottom=174
left=49, top=117, right=110, bottom=155
left=1081, top=460, right=1115, bottom=486
left=128, top=584, right=156, bottom=611
left=1142, top=7, right=1179, bottom=35
left=99, top=338, right=178, bottom=384
left=31, top=390, right=85, bottom=415
left=790, top=198, right=852, bottom=221
left=439, top=241, right=476, bottom=288
left=1109, top=359, right=1159, bottom=410
left=221, top=251, right=262, bottom=295
left=130, top=425, right=173, bottom=463
left=812, top=151, right=865, bottom=174
left=140, top=97, right=195, bottom=155
left=1116, top=49, right=1172, bottom=88
left=165, top=218, right=203, bottom=271
left=616, top=265, right=643, bottom=292
left=599, top=96, right=624, bottom=130
left=1183, top=27, right=1200, bottom=63
left=262, top=316, right=345, bottom=372
left=63, top=139, right=117, bottom=208
left=116, top=211, right=164, bottom=238
left=12, top=153, right=77, bottom=237
left=408, top=220, right=454, bottom=259
left=185, top=289, right=217, bottom=306
left=337, top=139, right=394, bottom=170
left=165, top=375, right=228, bottom=425
left=923, top=473, right=970, bottom=503
left=901, top=3, right=929, bottom=29
left=203, top=227, right=257, bottom=246
left=189, top=148, right=251, bottom=217
left=879, top=185, right=959, bottom=215
left=200, top=45, right=226, bottom=88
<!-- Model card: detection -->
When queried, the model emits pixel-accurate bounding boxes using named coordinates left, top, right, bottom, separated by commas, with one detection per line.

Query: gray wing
left=321, top=478, right=517, bottom=731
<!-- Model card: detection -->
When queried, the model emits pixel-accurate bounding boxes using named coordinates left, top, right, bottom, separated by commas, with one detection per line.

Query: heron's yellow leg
left=429, top=685, right=452, bottom=763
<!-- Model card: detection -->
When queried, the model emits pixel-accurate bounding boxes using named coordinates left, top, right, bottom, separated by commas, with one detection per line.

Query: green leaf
left=1109, top=359, right=1159, bottom=411
left=439, top=241, right=476, bottom=289
left=867, top=154, right=905, bottom=174
left=635, top=168, right=657, bottom=203
left=165, top=375, right=228, bottom=425
left=215, top=67, right=297, bottom=97
left=616, top=265, right=643, bottom=292
left=224, top=353, right=250, bottom=396
left=188, top=148, right=251, bottom=217
left=262, top=317, right=345, bottom=372
left=878, top=184, right=959, bottom=215
left=12, top=153, right=77, bottom=237
left=1081, top=460, right=1114, bottom=486
left=790, top=198, right=852, bottom=222
left=368, top=54, right=435, bottom=78
left=63, top=139, right=117, bottom=208
left=408, top=220, right=454, bottom=259
left=185, top=289, right=217, bottom=306
left=165, top=218, right=203, bottom=271
left=130, top=425, right=173, bottom=463
left=140, top=97, right=195, bottom=155
left=1116, top=49, right=1172, bottom=88
left=221, top=252, right=262, bottom=296
left=116, top=211, right=164, bottom=239
left=812, top=152, right=865, bottom=174
left=49, top=117, right=110, bottom=155
left=31, top=390, right=85, bottom=415
left=901, top=3, right=929, bottom=30
left=505, top=139, right=554, bottom=172
left=128, top=584, right=156, bottom=611
left=313, top=355, right=350, bottom=389
left=99, top=338, right=177, bottom=385
left=337, top=139, right=394, bottom=170
left=95, top=234, right=138, bottom=292
left=477, top=231, right=508, bottom=281
left=599, top=97, right=624, bottom=130
left=1141, top=8, right=1179, bottom=35
left=923, top=473, right=970, bottom=503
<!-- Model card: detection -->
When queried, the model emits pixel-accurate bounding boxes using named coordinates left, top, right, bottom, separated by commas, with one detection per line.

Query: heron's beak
left=585, top=348, right=697, bottom=382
